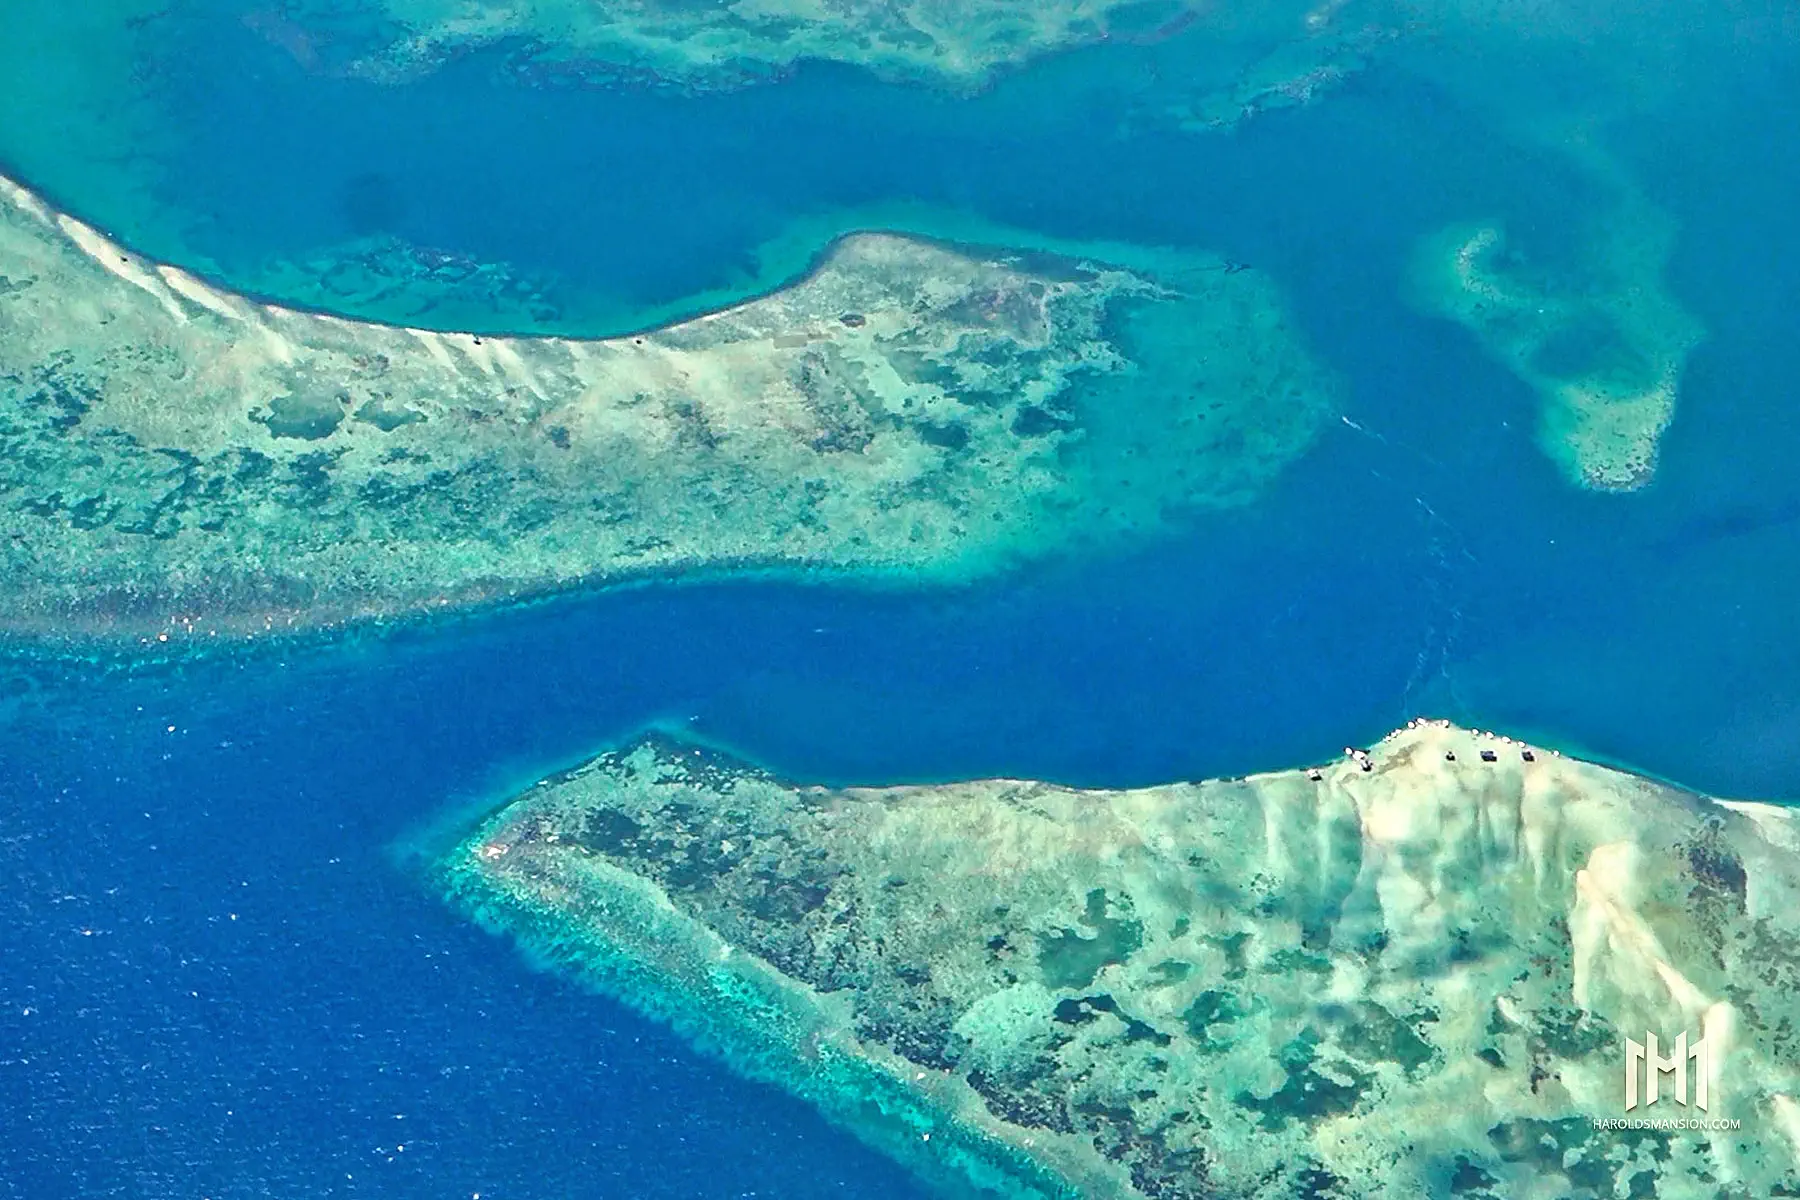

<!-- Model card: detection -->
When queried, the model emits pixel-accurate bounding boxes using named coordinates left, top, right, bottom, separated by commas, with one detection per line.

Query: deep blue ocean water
left=3, top=4, right=1799, bottom=1197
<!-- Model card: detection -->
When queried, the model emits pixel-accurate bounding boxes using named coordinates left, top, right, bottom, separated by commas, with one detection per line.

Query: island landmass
left=439, top=719, right=1800, bottom=1199
left=0, top=174, right=1333, bottom=641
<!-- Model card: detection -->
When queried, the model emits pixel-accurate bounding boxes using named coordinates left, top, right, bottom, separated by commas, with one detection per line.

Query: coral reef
left=348, top=0, right=1213, bottom=91
left=1160, top=3, right=1391, bottom=134
left=442, top=720, right=1800, bottom=1199
left=0, top=174, right=1331, bottom=639
left=1410, top=190, right=1703, bottom=491
left=239, top=235, right=569, bottom=332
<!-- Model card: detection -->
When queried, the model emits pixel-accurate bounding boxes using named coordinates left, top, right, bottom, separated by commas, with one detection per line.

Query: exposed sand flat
left=156, top=264, right=249, bottom=321
left=0, top=174, right=1332, bottom=640
left=441, top=720, right=1800, bottom=1199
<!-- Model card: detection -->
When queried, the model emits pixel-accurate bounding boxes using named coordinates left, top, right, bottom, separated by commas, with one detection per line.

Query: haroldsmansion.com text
left=1592, top=1117, right=1744, bottom=1132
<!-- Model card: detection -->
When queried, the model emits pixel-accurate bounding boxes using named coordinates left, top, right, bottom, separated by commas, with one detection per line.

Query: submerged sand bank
left=441, top=719, right=1800, bottom=1199
left=0, top=174, right=1332, bottom=640
left=1410, top=196, right=1703, bottom=492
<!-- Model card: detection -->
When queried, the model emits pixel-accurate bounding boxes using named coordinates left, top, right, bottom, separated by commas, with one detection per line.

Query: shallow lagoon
left=3, top=2, right=1800, bottom=1196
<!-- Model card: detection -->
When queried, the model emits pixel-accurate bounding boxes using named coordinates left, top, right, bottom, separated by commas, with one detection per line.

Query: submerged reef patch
left=0, top=174, right=1332, bottom=639
left=349, top=0, right=1217, bottom=91
left=233, top=234, right=570, bottom=334
left=1409, top=184, right=1703, bottom=492
left=441, top=721, right=1800, bottom=1199
left=1156, top=4, right=1391, bottom=135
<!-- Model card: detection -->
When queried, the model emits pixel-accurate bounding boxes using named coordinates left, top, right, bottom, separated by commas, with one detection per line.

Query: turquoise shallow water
left=2, top=3, right=1799, bottom=1195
